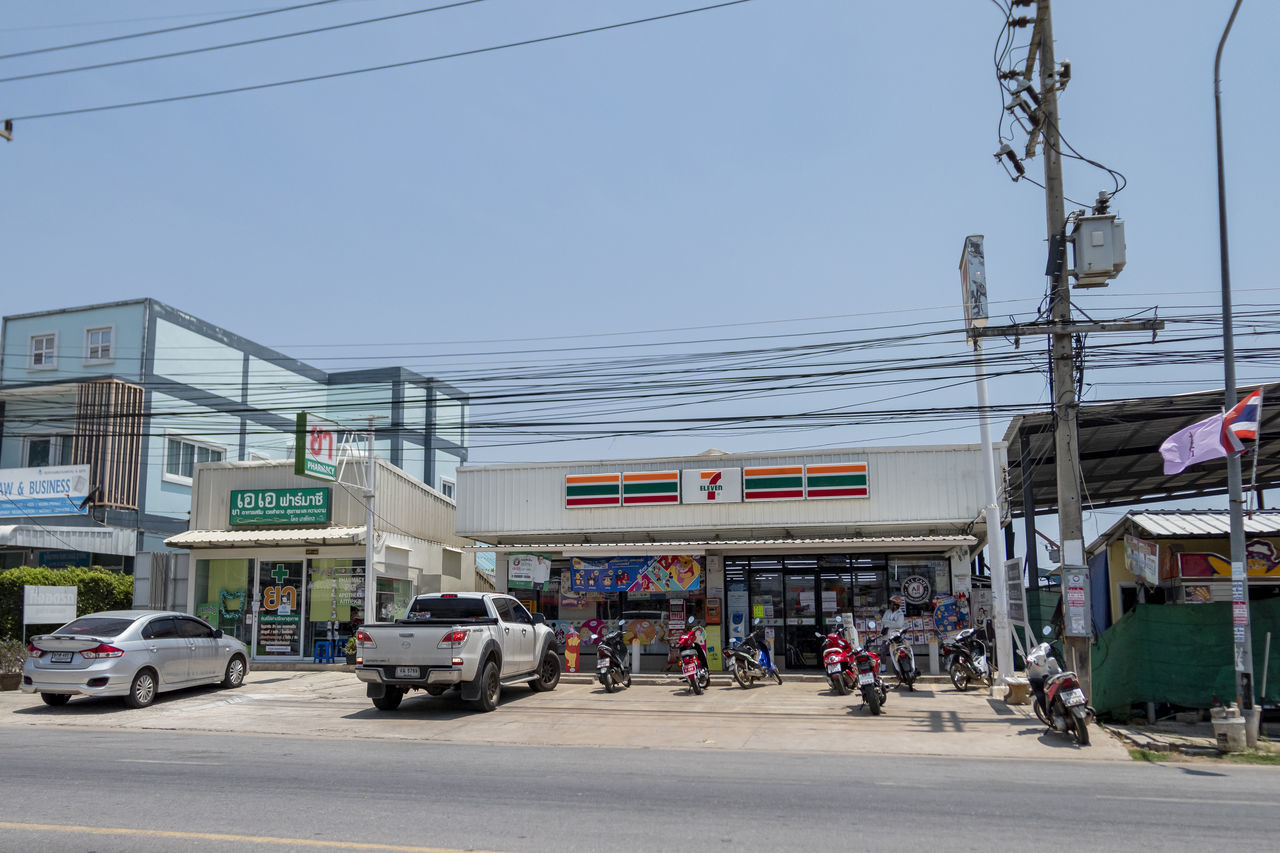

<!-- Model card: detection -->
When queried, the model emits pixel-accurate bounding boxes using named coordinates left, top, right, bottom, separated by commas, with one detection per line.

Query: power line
left=0, top=0, right=491, bottom=85
left=6, top=0, right=759, bottom=122
left=0, top=0, right=351, bottom=61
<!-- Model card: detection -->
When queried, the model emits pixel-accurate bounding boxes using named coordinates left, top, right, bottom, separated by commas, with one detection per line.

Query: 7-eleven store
left=456, top=445, right=991, bottom=673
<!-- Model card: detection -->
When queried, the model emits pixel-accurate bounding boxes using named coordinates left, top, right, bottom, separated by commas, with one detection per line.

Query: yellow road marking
left=0, top=822, right=508, bottom=852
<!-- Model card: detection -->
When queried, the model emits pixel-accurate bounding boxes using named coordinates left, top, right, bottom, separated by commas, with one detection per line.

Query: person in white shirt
left=879, top=595, right=906, bottom=671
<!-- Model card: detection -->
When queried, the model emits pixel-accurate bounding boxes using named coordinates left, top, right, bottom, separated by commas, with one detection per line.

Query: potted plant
left=344, top=637, right=358, bottom=665
left=0, top=638, right=27, bottom=691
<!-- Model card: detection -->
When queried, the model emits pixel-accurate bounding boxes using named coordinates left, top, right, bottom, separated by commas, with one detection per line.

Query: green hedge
left=0, top=566, right=134, bottom=639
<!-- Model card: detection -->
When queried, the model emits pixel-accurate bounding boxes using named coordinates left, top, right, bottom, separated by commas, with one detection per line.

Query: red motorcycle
left=852, top=643, right=889, bottom=715
left=816, top=622, right=856, bottom=696
left=676, top=617, right=711, bottom=695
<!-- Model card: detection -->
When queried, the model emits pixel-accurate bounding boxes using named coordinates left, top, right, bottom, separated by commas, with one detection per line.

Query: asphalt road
left=2, top=728, right=1278, bottom=853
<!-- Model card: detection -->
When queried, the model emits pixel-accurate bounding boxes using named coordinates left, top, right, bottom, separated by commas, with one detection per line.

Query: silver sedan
left=22, top=610, right=249, bottom=708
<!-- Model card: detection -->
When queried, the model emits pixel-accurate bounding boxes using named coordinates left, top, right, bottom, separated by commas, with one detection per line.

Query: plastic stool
left=313, top=640, right=334, bottom=663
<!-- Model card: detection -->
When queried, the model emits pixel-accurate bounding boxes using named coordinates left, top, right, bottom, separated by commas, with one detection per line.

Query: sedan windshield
left=52, top=617, right=137, bottom=638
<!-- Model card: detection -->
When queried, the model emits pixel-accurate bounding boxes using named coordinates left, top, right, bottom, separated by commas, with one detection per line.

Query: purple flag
left=1160, top=412, right=1244, bottom=475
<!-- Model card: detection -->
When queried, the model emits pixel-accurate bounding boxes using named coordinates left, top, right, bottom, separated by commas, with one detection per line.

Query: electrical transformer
left=1069, top=213, right=1126, bottom=288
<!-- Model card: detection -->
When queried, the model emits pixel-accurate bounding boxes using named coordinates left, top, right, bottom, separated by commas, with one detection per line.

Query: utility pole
left=1034, top=0, right=1092, bottom=698
left=365, top=416, right=379, bottom=625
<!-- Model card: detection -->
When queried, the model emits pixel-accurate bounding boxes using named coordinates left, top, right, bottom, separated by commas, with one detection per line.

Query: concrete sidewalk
left=0, top=669, right=1130, bottom=761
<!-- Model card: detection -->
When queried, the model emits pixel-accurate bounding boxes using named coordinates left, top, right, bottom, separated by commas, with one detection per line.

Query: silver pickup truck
left=353, top=592, right=561, bottom=712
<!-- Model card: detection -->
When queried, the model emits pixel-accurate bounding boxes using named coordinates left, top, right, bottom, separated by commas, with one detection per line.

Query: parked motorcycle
left=816, top=620, right=856, bottom=695
left=884, top=628, right=919, bottom=691
left=851, top=642, right=889, bottom=714
left=1026, top=637, right=1093, bottom=746
left=592, top=619, right=632, bottom=693
left=724, top=619, right=782, bottom=689
left=676, top=616, right=711, bottom=695
left=941, top=627, right=992, bottom=691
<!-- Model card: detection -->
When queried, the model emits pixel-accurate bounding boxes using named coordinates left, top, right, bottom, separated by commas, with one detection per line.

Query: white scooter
left=884, top=628, right=919, bottom=691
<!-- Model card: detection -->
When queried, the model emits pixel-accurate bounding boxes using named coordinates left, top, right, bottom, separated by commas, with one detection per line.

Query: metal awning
left=465, top=535, right=976, bottom=555
left=0, top=524, right=136, bottom=557
left=164, top=526, right=366, bottom=548
left=1003, top=382, right=1280, bottom=516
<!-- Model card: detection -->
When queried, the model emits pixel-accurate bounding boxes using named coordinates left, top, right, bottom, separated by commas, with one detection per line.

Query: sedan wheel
left=126, top=669, right=158, bottom=708
left=40, top=693, right=71, bottom=707
left=222, top=655, right=246, bottom=688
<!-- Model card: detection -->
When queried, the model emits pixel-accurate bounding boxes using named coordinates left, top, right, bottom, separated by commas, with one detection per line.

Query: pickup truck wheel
left=472, top=660, right=501, bottom=712
left=372, top=686, right=403, bottom=711
left=529, top=648, right=561, bottom=692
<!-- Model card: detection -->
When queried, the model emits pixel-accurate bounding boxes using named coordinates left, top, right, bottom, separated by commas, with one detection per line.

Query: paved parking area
left=0, top=671, right=1130, bottom=761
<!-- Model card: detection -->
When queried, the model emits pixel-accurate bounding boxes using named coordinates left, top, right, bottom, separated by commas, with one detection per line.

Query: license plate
left=1062, top=688, right=1086, bottom=707
left=597, top=657, right=609, bottom=670
left=393, top=666, right=420, bottom=679
left=682, top=660, right=697, bottom=676
left=857, top=672, right=875, bottom=686
left=51, top=652, right=73, bottom=663
left=826, top=662, right=842, bottom=674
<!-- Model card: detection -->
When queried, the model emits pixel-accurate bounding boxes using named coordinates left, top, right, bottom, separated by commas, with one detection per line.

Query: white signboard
left=24, top=585, right=77, bottom=624
left=680, top=468, right=743, bottom=504
left=1124, top=534, right=1159, bottom=586
left=508, top=554, right=551, bottom=585
left=0, top=465, right=91, bottom=518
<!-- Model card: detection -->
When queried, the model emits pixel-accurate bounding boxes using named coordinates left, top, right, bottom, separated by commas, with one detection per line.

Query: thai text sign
left=24, top=585, right=77, bottom=624
left=295, top=412, right=340, bottom=482
left=231, top=488, right=330, bottom=526
left=0, top=465, right=91, bottom=518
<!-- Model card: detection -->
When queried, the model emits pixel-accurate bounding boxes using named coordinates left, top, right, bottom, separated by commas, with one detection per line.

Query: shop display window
left=194, top=558, right=251, bottom=644
left=305, top=559, right=365, bottom=660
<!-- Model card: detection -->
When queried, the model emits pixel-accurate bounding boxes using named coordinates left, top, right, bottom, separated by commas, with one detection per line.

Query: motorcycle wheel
left=690, top=674, right=703, bottom=695
left=734, top=665, right=750, bottom=689
left=1034, top=698, right=1051, bottom=727
left=833, top=674, right=849, bottom=696
left=950, top=663, right=971, bottom=691
left=699, top=670, right=711, bottom=691
left=1073, top=712, right=1091, bottom=747
left=773, top=670, right=783, bottom=685
left=878, top=683, right=888, bottom=706
left=623, top=675, right=632, bottom=689
left=861, top=684, right=881, bottom=715
left=603, top=671, right=615, bottom=694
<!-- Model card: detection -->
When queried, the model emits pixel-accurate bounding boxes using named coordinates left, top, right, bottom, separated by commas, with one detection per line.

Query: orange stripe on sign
left=807, top=463, right=867, bottom=474
left=622, top=471, right=678, bottom=482
left=744, top=466, right=803, bottom=477
left=566, top=474, right=619, bottom=485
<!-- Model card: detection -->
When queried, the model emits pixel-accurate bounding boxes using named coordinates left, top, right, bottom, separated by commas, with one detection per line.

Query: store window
left=164, top=435, right=224, bottom=483
left=193, top=558, right=252, bottom=644
left=376, top=576, right=413, bottom=623
left=306, top=559, right=365, bottom=660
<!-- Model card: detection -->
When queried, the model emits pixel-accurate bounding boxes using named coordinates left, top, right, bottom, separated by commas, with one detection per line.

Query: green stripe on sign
left=567, top=484, right=620, bottom=497
left=745, top=476, right=803, bottom=489
left=807, top=474, right=867, bottom=488
left=623, top=482, right=679, bottom=495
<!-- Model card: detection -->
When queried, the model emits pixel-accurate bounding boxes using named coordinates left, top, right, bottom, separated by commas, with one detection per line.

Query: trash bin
left=1243, top=707, right=1261, bottom=749
left=1212, top=716, right=1247, bottom=752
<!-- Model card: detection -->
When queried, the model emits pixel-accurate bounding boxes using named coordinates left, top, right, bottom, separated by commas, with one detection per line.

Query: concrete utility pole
left=1035, top=0, right=1091, bottom=697
left=1214, top=0, right=1254, bottom=714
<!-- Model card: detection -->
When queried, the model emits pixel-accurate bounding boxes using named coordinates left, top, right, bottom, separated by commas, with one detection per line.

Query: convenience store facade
left=456, top=445, right=994, bottom=673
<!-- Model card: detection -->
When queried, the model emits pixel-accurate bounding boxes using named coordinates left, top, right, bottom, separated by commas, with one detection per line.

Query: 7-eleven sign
left=680, top=468, right=742, bottom=503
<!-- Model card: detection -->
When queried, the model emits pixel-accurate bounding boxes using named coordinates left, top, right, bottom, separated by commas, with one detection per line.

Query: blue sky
left=3, top=1, right=1277, bottom=545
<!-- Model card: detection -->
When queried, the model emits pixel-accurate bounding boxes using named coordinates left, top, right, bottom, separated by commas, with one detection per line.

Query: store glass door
left=782, top=573, right=820, bottom=668
left=254, top=560, right=305, bottom=659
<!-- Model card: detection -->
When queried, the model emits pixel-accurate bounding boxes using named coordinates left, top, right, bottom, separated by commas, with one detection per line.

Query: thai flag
left=1224, top=389, right=1263, bottom=441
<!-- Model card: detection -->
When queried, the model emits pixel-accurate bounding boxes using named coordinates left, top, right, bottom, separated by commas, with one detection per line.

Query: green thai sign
left=230, top=488, right=331, bottom=526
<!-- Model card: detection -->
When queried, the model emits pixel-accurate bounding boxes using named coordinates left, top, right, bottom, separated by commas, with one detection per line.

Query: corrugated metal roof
left=165, top=526, right=365, bottom=548
left=0, top=524, right=136, bottom=557
left=1128, top=510, right=1280, bottom=539
left=465, top=535, right=975, bottom=553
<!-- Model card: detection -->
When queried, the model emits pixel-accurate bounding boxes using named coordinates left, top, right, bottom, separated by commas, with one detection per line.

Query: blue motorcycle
left=724, top=619, right=783, bottom=688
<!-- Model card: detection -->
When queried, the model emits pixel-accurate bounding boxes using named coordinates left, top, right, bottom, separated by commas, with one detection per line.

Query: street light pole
left=1213, top=0, right=1254, bottom=714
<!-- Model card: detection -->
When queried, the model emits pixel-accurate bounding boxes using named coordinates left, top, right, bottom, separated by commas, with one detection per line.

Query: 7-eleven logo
left=699, top=471, right=723, bottom=500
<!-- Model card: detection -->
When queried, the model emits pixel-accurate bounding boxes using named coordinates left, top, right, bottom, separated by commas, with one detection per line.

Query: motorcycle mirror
left=591, top=634, right=599, bottom=643
left=867, top=620, right=877, bottom=631
left=618, top=619, right=627, bottom=628
left=752, top=617, right=761, bottom=627
left=687, top=616, right=695, bottom=626
left=1042, top=625, right=1052, bottom=637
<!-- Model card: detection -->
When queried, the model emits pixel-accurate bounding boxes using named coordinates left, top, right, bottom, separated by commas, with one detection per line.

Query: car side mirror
left=213, top=629, right=223, bottom=639
left=531, top=613, right=546, bottom=624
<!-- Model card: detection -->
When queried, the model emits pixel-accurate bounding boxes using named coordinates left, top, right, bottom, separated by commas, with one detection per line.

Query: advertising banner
left=0, top=465, right=91, bottom=518
left=1124, top=534, right=1160, bottom=586
left=569, top=555, right=702, bottom=593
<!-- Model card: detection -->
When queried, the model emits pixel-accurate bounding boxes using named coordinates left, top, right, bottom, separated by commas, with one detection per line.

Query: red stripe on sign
left=624, top=494, right=680, bottom=504
left=809, top=488, right=868, bottom=497
left=745, top=489, right=804, bottom=500
left=566, top=497, right=620, bottom=506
